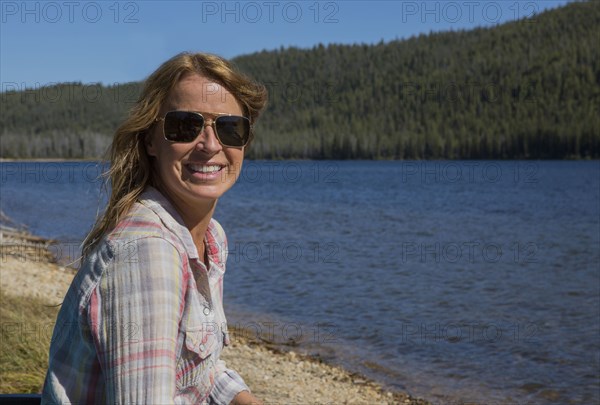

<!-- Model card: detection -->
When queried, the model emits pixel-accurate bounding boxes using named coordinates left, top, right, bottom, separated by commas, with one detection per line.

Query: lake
left=1, top=160, right=598, bottom=404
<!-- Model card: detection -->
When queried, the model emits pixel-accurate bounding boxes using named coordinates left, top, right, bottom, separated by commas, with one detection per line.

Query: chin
left=186, top=184, right=233, bottom=201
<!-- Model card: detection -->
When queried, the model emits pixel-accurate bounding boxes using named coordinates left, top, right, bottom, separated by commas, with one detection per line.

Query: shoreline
left=224, top=306, right=411, bottom=398
left=0, top=226, right=431, bottom=404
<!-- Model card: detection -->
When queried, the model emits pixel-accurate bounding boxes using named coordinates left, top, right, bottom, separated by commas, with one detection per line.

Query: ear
left=145, top=130, right=158, bottom=158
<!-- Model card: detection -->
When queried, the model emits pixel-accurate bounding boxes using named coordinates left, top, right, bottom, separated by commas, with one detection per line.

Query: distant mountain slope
left=1, top=1, right=598, bottom=159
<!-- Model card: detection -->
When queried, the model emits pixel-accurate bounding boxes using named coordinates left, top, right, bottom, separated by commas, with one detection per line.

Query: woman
left=42, top=52, right=267, bottom=404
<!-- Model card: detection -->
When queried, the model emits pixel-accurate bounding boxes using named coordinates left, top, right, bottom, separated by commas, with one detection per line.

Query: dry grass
left=0, top=291, right=60, bottom=393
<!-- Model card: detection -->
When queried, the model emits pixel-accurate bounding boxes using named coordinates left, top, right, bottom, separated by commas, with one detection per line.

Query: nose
left=195, top=119, right=223, bottom=154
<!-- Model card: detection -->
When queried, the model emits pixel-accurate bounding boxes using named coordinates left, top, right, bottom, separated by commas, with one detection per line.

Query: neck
left=178, top=199, right=217, bottom=265
left=179, top=198, right=217, bottom=245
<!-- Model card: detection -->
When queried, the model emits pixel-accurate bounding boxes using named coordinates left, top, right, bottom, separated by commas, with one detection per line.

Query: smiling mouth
left=186, top=164, right=224, bottom=174
left=186, top=164, right=223, bottom=174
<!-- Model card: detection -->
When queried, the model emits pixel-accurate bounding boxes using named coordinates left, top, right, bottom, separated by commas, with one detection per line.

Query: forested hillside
left=1, top=1, right=598, bottom=159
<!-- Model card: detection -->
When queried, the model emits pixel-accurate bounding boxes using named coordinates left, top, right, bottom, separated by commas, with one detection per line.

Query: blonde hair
left=82, top=52, right=268, bottom=257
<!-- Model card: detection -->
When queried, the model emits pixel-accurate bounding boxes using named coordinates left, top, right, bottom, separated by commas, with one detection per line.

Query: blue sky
left=1, top=0, right=571, bottom=88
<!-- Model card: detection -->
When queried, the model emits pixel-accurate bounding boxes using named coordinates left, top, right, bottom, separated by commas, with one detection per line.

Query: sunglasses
left=155, top=110, right=251, bottom=147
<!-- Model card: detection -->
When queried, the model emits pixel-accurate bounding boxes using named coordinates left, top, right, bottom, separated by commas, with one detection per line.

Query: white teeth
left=188, top=164, right=222, bottom=173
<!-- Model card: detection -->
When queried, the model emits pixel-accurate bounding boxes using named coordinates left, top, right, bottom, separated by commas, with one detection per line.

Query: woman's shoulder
left=108, top=201, right=168, bottom=241
left=105, top=202, right=188, bottom=261
left=81, top=203, right=188, bottom=280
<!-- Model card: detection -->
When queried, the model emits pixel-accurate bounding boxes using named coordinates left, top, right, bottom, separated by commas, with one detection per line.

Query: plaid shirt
left=42, top=187, right=249, bottom=404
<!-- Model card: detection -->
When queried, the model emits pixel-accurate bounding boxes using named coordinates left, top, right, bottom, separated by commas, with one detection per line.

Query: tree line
left=1, top=1, right=598, bottom=159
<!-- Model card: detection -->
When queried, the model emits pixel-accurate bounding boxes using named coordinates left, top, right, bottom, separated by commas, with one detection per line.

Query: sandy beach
left=0, top=226, right=430, bottom=404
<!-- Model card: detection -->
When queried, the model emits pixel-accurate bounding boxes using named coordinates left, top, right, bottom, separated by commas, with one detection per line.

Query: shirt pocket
left=176, top=328, right=218, bottom=391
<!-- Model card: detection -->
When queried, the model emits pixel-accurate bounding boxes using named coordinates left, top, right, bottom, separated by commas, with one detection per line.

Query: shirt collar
left=138, top=186, right=200, bottom=260
left=136, top=187, right=226, bottom=270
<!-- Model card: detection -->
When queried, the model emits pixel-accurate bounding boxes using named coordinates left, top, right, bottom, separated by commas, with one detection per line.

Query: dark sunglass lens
left=164, top=111, right=204, bottom=142
left=215, top=116, right=250, bottom=147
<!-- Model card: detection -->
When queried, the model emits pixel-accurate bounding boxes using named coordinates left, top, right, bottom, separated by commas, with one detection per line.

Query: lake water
left=1, top=160, right=598, bottom=404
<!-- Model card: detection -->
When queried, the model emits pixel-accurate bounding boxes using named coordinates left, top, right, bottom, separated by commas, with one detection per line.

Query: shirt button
left=203, top=307, right=211, bottom=316
left=199, top=344, right=206, bottom=351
